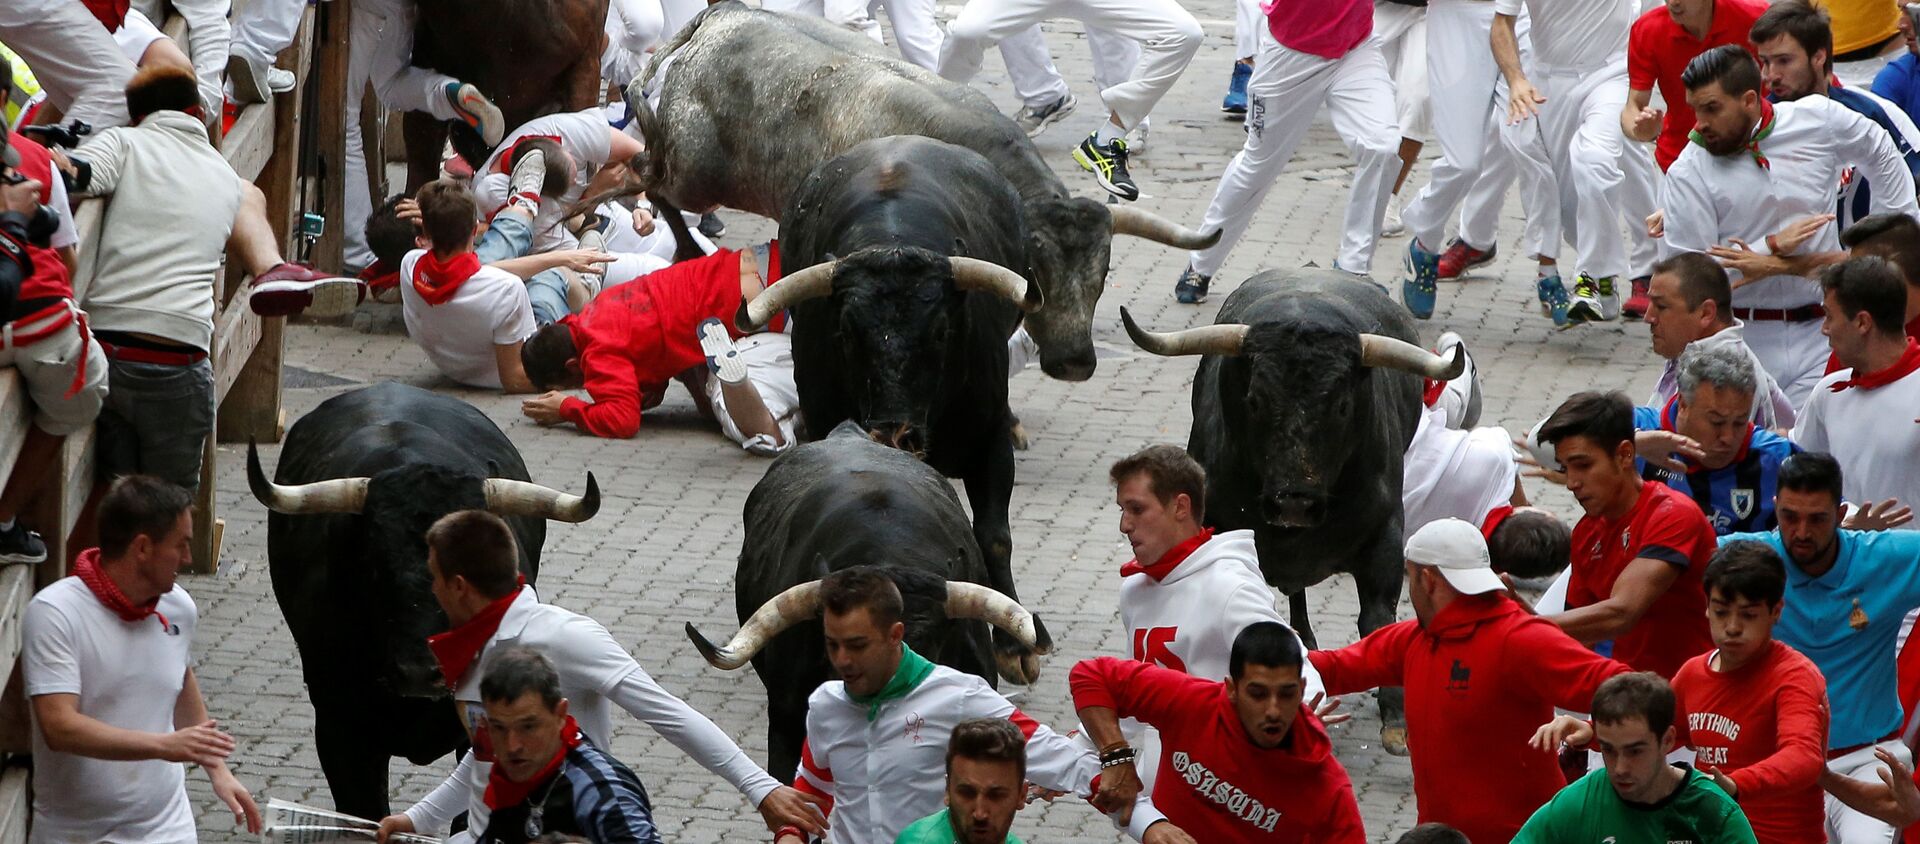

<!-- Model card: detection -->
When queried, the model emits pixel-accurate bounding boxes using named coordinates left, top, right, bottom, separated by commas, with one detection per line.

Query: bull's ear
left=486, top=459, right=501, bottom=477
left=952, top=237, right=968, bottom=254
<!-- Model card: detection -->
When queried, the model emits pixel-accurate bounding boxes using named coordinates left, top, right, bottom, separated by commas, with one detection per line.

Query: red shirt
left=557, top=244, right=779, bottom=438
left=1068, top=658, right=1365, bottom=843
left=1311, top=594, right=1630, bottom=843
left=1673, top=641, right=1830, bottom=844
left=1628, top=0, right=1768, bottom=170
left=1566, top=481, right=1717, bottom=679
left=7, top=136, right=74, bottom=305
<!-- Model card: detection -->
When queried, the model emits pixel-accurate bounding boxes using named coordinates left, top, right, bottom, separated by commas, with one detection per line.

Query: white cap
left=1405, top=518, right=1504, bottom=596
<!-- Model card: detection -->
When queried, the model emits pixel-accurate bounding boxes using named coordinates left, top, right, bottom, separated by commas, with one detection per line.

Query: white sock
left=0, top=518, right=18, bottom=532
left=1094, top=121, right=1125, bottom=146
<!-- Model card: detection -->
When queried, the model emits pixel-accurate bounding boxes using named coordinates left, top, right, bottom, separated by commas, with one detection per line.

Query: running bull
left=625, top=0, right=1217, bottom=380
left=686, top=421, right=1045, bottom=781
left=1119, top=269, right=1464, bottom=754
left=738, top=135, right=1048, bottom=683
left=246, top=383, right=600, bottom=819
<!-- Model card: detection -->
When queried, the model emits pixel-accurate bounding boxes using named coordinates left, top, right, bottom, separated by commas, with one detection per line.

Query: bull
left=738, top=135, right=1049, bottom=682
left=1119, top=269, right=1464, bottom=753
left=685, top=421, right=1044, bottom=781
left=245, top=383, right=600, bottom=819
left=625, top=1, right=1218, bottom=380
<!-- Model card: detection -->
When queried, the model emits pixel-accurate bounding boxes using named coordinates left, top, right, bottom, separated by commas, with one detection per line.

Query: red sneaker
left=1436, top=239, right=1497, bottom=280
left=250, top=263, right=367, bottom=318
left=1623, top=275, right=1652, bottom=320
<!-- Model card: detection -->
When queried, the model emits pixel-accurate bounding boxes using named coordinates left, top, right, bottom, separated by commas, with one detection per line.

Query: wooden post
left=308, top=0, right=353, bottom=273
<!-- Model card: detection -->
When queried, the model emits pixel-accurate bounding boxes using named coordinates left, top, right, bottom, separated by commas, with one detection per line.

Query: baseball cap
left=1405, top=518, right=1504, bottom=596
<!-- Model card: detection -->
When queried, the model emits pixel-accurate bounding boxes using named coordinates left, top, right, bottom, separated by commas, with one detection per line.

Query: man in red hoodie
left=1071, top=622, right=1365, bottom=842
left=1308, top=518, right=1630, bottom=843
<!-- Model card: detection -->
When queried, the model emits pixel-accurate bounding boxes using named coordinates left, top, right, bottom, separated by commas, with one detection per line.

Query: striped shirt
left=1633, top=401, right=1801, bottom=536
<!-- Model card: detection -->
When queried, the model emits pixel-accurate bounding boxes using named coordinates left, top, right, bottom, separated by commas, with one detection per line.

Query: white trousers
left=1506, top=62, right=1629, bottom=279
left=1462, top=115, right=1557, bottom=258
left=131, top=0, right=229, bottom=117
left=1742, top=317, right=1830, bottom=411
left=343, top=0, right=461, bottom=266
left=1189, top=33, right=1398, bottom=276
left=1618, top=137, right=1660, bottom=278
left=1000, top=26, right=1142, bottom=111
left=662, top=0, right=708, bottom=41
left=1374, top=0, right=1428, bottom=142
left=765, top=0, right=945, bottom=68
left=229, top=0, right=306, bottom=66
left=938, top=0, right=1202, bottom=129
left=1827, top=741, right=1912, bottom=843
left=0, top=0, right=137, bottom=127
left=703, top=334, right=803, bottom=456
left=1398, top=0, right=1498, bottom=251
left=1232, top=0, right=1260, bottom=59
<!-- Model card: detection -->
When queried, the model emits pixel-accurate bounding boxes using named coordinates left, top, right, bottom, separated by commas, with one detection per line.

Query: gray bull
left=623, top=1, right=1218, bottom=381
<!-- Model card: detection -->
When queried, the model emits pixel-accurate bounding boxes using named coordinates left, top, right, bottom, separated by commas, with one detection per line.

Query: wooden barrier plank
left=223, top=105, right=278, bottom=184
left=0, top=760, right=28, bottom=844
left=0, top=373, right=30, bottom=491
left=0, top=567, right=35, bottom=694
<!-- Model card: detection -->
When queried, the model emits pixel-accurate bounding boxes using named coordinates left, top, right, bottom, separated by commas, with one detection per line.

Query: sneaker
left=267, top=67, right=296, bottom=94
left=1401, top=240, right=1440, bottom=319
left=1222, top=61, right=1251, bottom=115
left=698, top=212, right=727, bottom=238
left=1125, top=119, right=1149, bottom=155
left=508, top=147, right=546, bottom=211
left=1013, top=93, right=1077, bottom=138
left=698, top=317, right=748, bottom=384
left=1623, top=274, right=1652, bottom=320
left=249, top=263, right=368, bottom=318
left=0, top=522, right=46, bottom=565
left=226, top=53, right=274, bottom=104
left=1073, top=133, right=1138, bottom=201
left=1381, top=192, right=1405, bottom=237
left=1567, top=274, right=1619, bottom=324
left=1436, top=239, right=1496, bottom=280
left=445, top=82, right=505, bottom=147
left=1174, top=266, right=1211, bottom=304
left=1536, top=274, right=1570, bottom=327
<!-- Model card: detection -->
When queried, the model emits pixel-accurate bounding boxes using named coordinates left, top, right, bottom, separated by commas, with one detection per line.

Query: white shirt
left=405, top=588, right=782, bottom=837
left=1794, top=364, right=1920, bottom=524
left=22, top=578, right=198, bottom=844
left=1402, top=405, right=1519, bottom=539
left=475, top=110, right=617, bottom=254
left=1661, top=95, right=1920, bottom=309
left=797, top=665, right=1098, bottom=844
left=1493, top=0, right=1632, bottom=73
left=399, top=249, right=537, bottom=389
left=1118, top=530, right=1323, bottom=694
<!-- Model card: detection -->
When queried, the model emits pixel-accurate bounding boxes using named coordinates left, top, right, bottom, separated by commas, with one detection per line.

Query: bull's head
left=739, top=246, right=1037, bottom=458
left=1120, top=308, right=1462, bottom=529
left=246, top=443, right=600, bottom=698
left=1018, top=197, right=1221, bottom=382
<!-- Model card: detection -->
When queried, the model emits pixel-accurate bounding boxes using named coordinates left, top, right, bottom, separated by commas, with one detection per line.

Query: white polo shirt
left=1794, top=363, right=1920, bottom=527
left=22, top=577, right=198, bottom=844
left=399, top=249, right=538, bottom=389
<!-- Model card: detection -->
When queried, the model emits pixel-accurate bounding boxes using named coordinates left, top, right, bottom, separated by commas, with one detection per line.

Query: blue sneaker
left=1536, top=274, right=1570, bottom=327
left=1174, top=266, right=1211, bottom=304
left=1401, top=240, right=1439, bottom=319
left=1222, top=62, right=1250, bottom=115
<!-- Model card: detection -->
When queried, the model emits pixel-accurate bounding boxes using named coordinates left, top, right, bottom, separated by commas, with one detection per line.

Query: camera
left=0, top=167, right=60, bottom=249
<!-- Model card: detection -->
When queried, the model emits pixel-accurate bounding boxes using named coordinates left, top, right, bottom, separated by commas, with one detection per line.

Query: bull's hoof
left=1379, top=725, right=1409, bottom=757
left=996, top=649, right=1043, bottom=686
left=1010, top=419, right=1031, bottom=451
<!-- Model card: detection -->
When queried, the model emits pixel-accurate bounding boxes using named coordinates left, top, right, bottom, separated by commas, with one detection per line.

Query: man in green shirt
left=895, top=718, right=1032, bottom=844
left=1518, top=673, right=1757, bottom=843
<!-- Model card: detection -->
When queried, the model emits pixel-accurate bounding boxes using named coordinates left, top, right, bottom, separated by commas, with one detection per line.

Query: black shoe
left=1174, top=266, right=1211, bottom=304
left=0, top=522, right=47, bottom=565
left=1073, top=133, right=1139, bottom=201
left=698, top=212, right=727, bottom=238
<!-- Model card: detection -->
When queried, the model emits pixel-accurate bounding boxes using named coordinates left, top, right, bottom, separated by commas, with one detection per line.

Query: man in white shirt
left=1493, top=0, right=1638, bottom=324
left=24, top=476, right=262, bottom=843
left=375, top=510, right=828, bottom=842
left=473, top=110, right=645, bottom=256
left=1644, top=251, right=1797, bottom=430
left=1796, top=256, right=1920, bottom=521
left=1658, top=44, right=1919, bottom=407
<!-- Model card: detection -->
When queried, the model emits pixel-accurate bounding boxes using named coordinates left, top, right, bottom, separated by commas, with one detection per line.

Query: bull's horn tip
left=1198, top=228, right=1224, bottom=248
left=1439, top=344, right=1467, bottom=379
left=732, top=301, right=756, bottom=333
left=684, top=622, right=728, bottom=667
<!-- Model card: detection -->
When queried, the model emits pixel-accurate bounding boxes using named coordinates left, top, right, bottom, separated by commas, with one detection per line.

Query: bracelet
left=1100, top=749, right=1137, bottom=769
left=775, top=825, right=806, bottom=843
left=1098, top=743, right=1133, bottom=763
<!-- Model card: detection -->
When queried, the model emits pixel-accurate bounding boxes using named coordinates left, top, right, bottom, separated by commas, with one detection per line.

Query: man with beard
left=1721, top=452, right=1920, bottom=841
left=1658, top=45, right=1917, bottom=407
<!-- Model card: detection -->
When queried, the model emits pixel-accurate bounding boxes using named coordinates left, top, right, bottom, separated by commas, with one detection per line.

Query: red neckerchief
left=1659, top=394, right=1754, bottom=466
left=71, top=547, right=169, bottom=630
left=1119, top=528, right=1214, bottom=581
left=80, top=0, right=129, bottom=30
left=359, top=258, right=400, bottom=293
left=1480, top=505, right=1514, bottom=541
left=1830, top=338, right=1920, bottom=392
left=426, top=577, right=526, bottom=689
left=1420, top=378, right=1445, bottom=407
left=492, top=135, right=564, bottom=174
left=411, top=251, right=484, bottom=306
left=482, top=714, right=583, bottom=811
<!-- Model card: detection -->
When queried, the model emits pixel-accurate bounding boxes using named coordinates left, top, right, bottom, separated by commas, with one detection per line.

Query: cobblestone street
left=180, top=3, right=1665, bottom=840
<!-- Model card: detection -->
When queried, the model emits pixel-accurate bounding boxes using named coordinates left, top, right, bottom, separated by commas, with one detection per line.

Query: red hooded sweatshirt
left=557, top=244, right=780, bottom=438
left=1309, top=594, right=1631, bottom=844
left=1068, top=657, right=1365, bottom=842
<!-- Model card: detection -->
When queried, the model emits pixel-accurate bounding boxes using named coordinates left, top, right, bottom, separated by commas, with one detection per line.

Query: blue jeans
left=477, top=213, right=572, bottom=326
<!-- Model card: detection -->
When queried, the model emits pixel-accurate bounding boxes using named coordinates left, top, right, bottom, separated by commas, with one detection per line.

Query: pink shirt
left=1264, top=0, right=1371, bottom=59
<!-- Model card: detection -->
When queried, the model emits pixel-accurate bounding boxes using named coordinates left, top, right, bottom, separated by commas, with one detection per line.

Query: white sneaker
left=267, top=67, right=296, bottom=94
left=1382, top=193, right=1406, bottom=237
left=698, top=318, right=748, bottom=384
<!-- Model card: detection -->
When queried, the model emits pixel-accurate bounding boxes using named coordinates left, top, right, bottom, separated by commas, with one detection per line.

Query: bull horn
left=738, top=260, right=837, bottom=330
left=685, top=581, right=823, bottom=669
left=943, top=582, right=1040, bottom=651
left=1358, top=334, right=1466, bottom=380
left=246, top=440, right=370, bottom=514
left=1109, top=205, right=1223, bottom=250
left=950, top=257, right=1042, bottom=313
left=1119, top=306, right=1248, bottom=358
left=482, top=474, right=601, bottom=523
